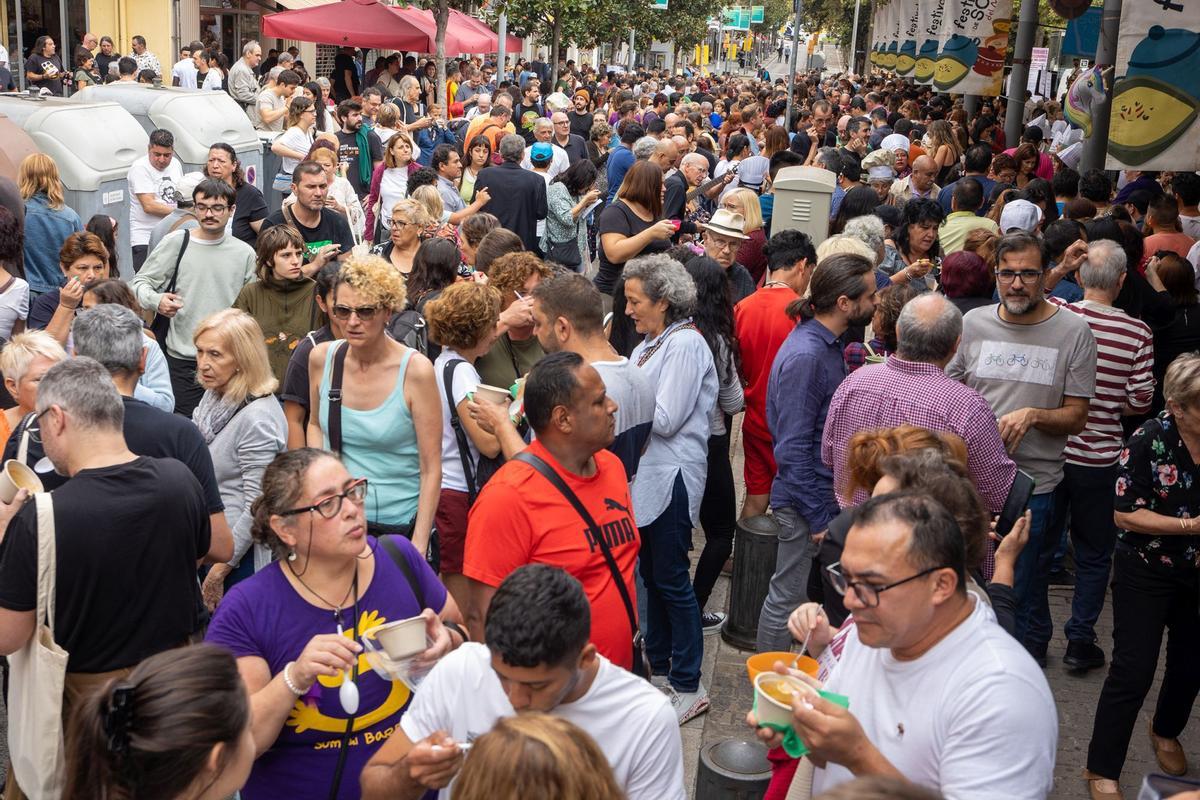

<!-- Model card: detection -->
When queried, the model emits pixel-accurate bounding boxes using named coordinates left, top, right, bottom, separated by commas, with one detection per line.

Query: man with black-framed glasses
left=750, top=493, right=1055, bottom=799
left=947, top=231, right=1096, bottom=666
left=131, top=178, right=256, bottom=417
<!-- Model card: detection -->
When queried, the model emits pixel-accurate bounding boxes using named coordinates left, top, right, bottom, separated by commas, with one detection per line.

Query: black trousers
left=132, top=245, right=149, bottom=273
left=1086, top=543, right=1200, bottom=779
left=693, top=428, right=735, bottom=612
left=166, top=353, right=205, bottom=418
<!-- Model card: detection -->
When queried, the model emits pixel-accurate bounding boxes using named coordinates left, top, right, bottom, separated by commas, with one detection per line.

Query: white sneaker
left=650, top=674, right=670, bottom=690
left=669, top=683, right=710, bottom=725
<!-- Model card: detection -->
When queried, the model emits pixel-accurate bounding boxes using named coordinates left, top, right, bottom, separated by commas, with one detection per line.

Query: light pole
left=1080, top=0, right=1121, bottom=172
left=848, top=0, right=862, bottom=76
left=784, top=0, right=803, bottom=128
left=1005, top=0, right=1041, bottom=147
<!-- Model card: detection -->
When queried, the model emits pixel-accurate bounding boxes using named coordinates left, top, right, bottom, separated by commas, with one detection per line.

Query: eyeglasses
left=279, top=478, right=369, bottom=519
left=330, top=304, right=383, bottom=321
left=195, top=203, right=229, bottom=216
left=994, top=269, right=1044, bottom=284
left=826, top=561, right=947, bottom=608
left=27, top=408, right=51, bottom=444
left=707, top=236, right=738, bottom=252
left=383, top=217, right=419, bottom=231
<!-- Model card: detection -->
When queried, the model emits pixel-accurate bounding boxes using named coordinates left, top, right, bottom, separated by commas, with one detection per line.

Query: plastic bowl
left=746, top=651, right=819, bottom=684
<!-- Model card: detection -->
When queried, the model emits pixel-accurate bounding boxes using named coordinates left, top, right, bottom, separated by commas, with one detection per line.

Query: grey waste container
left=722, top=514, right=780, bottom=651
left=0, top=95, right=147, bottom=277
left=695, top=739, right=772, bottom=799
left=73, top=84, right=263, bottom=192
left=770, top=166, right=836, bottom=245
left=260, top=131, right=285, bottom=215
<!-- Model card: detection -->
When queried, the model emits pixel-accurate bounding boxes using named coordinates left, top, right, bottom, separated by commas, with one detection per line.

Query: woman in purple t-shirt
left=207, top=448, right=466, bottom=799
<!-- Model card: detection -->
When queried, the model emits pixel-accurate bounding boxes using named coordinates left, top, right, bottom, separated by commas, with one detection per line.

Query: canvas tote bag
left=7, top=492, right=68, bottom=800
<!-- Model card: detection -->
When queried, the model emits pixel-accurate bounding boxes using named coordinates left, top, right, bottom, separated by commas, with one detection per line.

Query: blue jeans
left=639, top=472, right=703, bottom=692
left=1059, top=462, right=1119, bottom=643
left=1013, top=489, right=1068, bottom=656
left=756, top=505, right=818, bottom=652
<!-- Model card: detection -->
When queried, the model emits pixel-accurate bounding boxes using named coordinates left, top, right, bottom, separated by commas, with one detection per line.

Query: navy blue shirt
left=939, top=175, right=996, bottom=217
left=766, top=318, right=845, bottom=529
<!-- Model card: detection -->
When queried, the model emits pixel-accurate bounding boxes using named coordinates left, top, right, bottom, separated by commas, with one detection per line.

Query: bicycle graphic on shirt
left=983, top=352, right=1054, bottom=371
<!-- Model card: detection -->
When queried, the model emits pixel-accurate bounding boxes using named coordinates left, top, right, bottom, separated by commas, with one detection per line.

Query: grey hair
left=1079, top=239, right=1127, bottom=293
left=499, top=134, right=526, bottom=163
left=476, top=93, right=492, bottom=105
left=623, top=253, right=696, bottom=324
left=633, top=136, right=659, bottom=160
left=842, top=215, right=886, bottom=261
left=398, top=74, right=420, bottom=95
left=72, top=305, right=147, bottom=376
left=36, top=357, right=125, bottom=432
left=242, top=40, right=260, bottom=57
left=681, top=152, right=708, bottom=170
left=534, top=117, right=553, bottom=131
left=816, top=147, right=843, bottom=176
left=895, top=293, right=963, bottom=363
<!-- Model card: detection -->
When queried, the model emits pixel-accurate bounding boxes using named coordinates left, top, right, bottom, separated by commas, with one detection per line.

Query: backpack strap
left=378, top=534, right=425, bottom=610
left=327, top=341, right=348, bottom=456
left=442, top=359, right=481, bottom=503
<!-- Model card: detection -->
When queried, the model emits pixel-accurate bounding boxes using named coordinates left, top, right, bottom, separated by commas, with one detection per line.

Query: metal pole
left=848, top=0, right=862, bottom=76
left=964, top=94, right=978, bottom=115
left=784, top=0, right=802, bottom=133
left=497, top=12, right=507, bottom=84
left=628, top=29, right=635, bottom=72
left=1005, top=0, right=1040, bottom=147
left=1080, top=0, right=1121, bottom=173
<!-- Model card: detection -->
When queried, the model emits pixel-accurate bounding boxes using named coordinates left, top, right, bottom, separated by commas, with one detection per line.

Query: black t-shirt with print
left=334, top=128, right=383, bottom=198
left=24, top=53, right=64, bottom=94
left=262, top=207, right=354, bottom=263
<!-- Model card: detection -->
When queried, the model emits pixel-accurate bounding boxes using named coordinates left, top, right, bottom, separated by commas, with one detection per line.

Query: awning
left=261, top=0, right=434, bottom=51
left=448, top=9, right=523, bottom=53
left=388, top=5, right=493, bottom=54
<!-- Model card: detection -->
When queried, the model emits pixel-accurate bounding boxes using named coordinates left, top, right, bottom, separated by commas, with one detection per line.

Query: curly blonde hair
left=333, top=253, right=407, bottom=311
left=489, top=252, right=553, bottom=303
left=424, top=281, right=501, bottom=351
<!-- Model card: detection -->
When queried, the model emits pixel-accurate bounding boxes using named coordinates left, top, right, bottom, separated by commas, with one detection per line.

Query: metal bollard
left=721, top=514, right=780, bottom=651
left=695, top=738, right=772, bottom=799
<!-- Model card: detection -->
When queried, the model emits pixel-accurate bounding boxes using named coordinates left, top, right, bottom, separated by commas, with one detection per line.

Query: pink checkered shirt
left=821, top=356, right=1017, bottom=514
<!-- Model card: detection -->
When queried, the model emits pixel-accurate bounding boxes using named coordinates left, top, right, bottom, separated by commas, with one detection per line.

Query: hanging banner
left=870, top=5, right=884, bottom=67
left=915, top=0, right=948, bottom=86
left=897, top=0, right=921, bottom=78
left=881, top=2, right=900, bottom=73
left=1105, top=7, right=1200, bottom=171
left=933, top=0, right=1012, bottom=96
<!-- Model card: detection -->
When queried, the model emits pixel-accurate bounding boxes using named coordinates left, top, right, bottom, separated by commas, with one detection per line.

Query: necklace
left=763, top=280, right=790, bottom=289
left=288, top=561, right=358, bottom=625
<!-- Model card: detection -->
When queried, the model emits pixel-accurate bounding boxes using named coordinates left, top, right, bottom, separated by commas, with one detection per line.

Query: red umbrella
left=261, top=0, right=434, bottom=52
left=387, top=5, right=490, bottom=55
left=447, top=9, right=523, bottom=53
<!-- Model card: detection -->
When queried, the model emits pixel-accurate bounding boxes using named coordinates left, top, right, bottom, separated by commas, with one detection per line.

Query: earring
left=287, top=550, right=297, bottom=562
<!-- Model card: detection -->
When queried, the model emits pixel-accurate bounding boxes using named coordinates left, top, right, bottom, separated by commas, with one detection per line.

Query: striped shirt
left=1050, top=297, right=1155, bottom=466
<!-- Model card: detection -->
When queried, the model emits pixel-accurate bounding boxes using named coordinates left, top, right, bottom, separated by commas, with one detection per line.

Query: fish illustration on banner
left=897, top=0, right=921, bottom=77
left=1106, top=7, right=1200, bottom=170
left=933, top=0, right=1012, bottom=96
left=915, top=0, right=948, bottom=85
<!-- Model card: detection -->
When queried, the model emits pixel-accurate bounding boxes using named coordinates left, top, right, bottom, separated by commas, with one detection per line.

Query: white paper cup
left=473, top=384, right=511, bottom=405
left=0, top=460, right=42, bottom=503
left=373, top=616, right=428, bottom=659
left=753, top=672, right=815, bottom=728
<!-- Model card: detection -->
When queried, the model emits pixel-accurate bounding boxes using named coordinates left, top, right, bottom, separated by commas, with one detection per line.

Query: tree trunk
left=550, top=13, right=561, bottom=90
left=435, top=0, right=450, bottom=108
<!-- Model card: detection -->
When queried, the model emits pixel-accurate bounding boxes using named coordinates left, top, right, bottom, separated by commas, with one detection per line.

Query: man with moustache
left=948, top=231, right=1096, bottom=665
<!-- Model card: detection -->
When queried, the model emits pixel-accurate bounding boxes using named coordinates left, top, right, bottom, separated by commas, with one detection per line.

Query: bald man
left=889, top=154, right=941, bottom=205
left=664, top=152, right=709, bottom=240
left=652, top=137, right=680, bottom=173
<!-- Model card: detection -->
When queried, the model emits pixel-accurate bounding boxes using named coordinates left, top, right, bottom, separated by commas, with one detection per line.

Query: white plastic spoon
left=336, top=623, right=360, bottom=715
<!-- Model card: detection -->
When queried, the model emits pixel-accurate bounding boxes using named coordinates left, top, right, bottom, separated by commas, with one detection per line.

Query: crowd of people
left=0, top=38, right=1198, bottom=800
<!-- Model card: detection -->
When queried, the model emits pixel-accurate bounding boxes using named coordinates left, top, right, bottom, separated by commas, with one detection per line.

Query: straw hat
left=700, top=209, right=749, bottom=240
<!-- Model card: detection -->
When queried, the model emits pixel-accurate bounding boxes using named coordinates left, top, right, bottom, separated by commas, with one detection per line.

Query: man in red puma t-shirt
left=464, top=351, right=639, bottom=669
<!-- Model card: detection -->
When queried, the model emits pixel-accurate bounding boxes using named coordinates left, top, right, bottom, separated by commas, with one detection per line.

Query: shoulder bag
left=149, top=230, right=190, bottom=349
left=7, top=492, right=69, bottom=800
left=513, top=451, right=650, bottom=679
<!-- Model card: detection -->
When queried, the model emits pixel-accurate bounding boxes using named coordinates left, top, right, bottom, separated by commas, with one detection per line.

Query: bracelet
left=282, top=661, right=307, bottom=696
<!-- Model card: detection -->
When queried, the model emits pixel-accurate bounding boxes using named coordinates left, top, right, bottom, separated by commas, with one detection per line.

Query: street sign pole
left=785, top=0, right=803, bottom=130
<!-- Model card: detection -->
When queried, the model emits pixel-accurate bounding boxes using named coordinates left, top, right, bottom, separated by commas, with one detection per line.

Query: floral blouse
left=1115, top=412, right=1200, bottom=570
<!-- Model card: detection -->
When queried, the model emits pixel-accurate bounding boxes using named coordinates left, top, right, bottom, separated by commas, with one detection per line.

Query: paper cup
left=753, top=672, right=816, bottom=728
left=0, top=460, right=42, bottom=503
left=373, top=616, right=427, bottom=659
left=472, top=384, right=511, bottom=405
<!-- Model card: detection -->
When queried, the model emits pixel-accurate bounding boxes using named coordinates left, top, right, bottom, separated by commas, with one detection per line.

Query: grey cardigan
left=206, top=395, right=288, bottom=573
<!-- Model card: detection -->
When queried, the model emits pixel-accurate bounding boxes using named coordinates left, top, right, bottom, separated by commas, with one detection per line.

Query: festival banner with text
left=915, top=0, right=948, bottom=86
left=1105, top=1, right=1200, bottom=171
left=931, top=0, right=1012, bottom=96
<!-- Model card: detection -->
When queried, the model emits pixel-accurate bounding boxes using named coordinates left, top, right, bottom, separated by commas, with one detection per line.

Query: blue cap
left=530, top=142, right=553, bottom=163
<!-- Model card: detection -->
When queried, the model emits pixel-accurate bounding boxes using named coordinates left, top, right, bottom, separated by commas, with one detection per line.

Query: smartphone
left=995, top=469, right=1036, bottom=539
left=1139, top=773, right=1200, bottom=800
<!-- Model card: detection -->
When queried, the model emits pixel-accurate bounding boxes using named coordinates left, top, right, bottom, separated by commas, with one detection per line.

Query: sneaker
left=701, top=611, right=726, bottom=634
left=669, top=684, right=711, bottom=725
left=650, top=673, right=670, bottom=690
left=1064, top=640, right=1106, bottom=671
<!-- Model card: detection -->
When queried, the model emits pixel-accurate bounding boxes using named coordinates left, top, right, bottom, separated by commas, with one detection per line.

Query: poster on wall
left=932, top=0, right=1012, bottom=96
left=1105, top=5, right=1200, bottom=171
left=915, top=0, right=949, bottom=86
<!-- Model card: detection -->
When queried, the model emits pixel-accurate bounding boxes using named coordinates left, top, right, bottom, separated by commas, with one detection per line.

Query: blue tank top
left=318, top=342, right=419, bottom=526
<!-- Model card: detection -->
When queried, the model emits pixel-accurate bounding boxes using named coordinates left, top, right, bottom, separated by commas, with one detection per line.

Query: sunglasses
left=330, top=304, right=383, bottom=321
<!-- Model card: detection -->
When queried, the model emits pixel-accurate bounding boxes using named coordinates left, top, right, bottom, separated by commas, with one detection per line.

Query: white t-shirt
left=127, top=156, right=183, bottom=247
left=256, top=88, right=286, bottom=132
left=433, top=348, right=481, bottom=493
left=379, top=168, right=409, bottom=226
left=1180, top=214, right=1200, bottom=240
left=811, top=598, right=1057, bottom=800
left=0, top=276, right=29, bottom=340
left=201, top=69, right=223, bottom=91
left=400, top=643, right=685, bottom=800
left=171, top=58, right=197, bottom=89
left=274, top=126, right=314, bottom=174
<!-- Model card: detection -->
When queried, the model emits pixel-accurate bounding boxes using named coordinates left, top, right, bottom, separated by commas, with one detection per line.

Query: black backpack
left=385, top=308, right=428, bottom=356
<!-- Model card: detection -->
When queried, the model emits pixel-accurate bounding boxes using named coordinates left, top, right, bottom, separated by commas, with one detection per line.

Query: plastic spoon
left=336, top=623, right=360, bottom=715
left=792, top=604, right=823, bottom=670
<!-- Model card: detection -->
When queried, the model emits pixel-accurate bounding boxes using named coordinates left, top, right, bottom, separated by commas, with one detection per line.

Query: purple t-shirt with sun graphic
left=206, top=536, right=446, bottom=799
